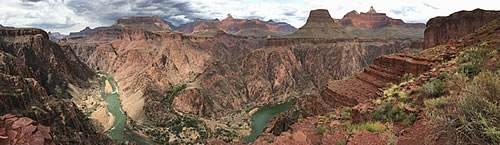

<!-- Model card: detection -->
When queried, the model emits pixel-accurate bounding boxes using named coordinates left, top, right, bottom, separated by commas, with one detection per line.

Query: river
left=243, top=98, right=297, bottom=143
left=98, top=72, right=151, bottom=145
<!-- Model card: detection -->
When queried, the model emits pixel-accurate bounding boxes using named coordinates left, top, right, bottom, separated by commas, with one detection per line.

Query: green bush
left=345, top=122, right=386, bottom=133
left=456, top=63, right=481, bottom=77
left=466, top=49, right=489, bottom=64
left=428, top=72, right=500, bottom=144
left=400, top=73, right=413, bottom=83
left=162, top=83, right=187, bottom=107
left=420, top=78, right=447, bottom=97
left=336, top=139, right=347, bottom=145
left=315, top=124, right=328, bottom=135
left=371, top=101, right=416, bottom=125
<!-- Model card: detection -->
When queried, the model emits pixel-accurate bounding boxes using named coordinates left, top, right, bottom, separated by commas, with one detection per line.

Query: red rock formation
left=338, top=6, right=425, bottom=29
left=321, top=54, right=435, bottom=108
left=0, top=114, right=55, bottom=145
left=424, top=9, right=500, bottom=48
left=287, top=9, right=424, bottom=39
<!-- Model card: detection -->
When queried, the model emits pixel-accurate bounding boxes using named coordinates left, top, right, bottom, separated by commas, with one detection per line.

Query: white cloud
left=0, top=0, right=497, bottom=34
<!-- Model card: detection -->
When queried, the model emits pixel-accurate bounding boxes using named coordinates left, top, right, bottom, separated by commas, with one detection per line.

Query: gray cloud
left=423, top=3, right=438, bottom=10
left=390, top=6, right=417, bottom=16
left=65, top=0, right=202, bottom=27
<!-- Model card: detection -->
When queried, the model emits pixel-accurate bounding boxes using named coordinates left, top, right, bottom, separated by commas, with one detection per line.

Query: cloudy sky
left=0, top=0, right=497, bottom=34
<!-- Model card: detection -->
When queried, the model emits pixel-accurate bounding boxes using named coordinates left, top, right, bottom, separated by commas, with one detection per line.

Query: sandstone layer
left=424, top=9, right=500, bottom=48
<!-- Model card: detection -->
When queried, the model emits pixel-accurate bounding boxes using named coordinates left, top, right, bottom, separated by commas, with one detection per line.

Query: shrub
left=345, top=122, right=386, bottom=133
left=400, top=73, right=413, bottom=83
left=466, top=49, right=489, bottom=64
left=420, top=78, right=447, bottom=97
left=456, top=63, right=481, bottom=77
left=429, top=72, right=500, bottom=144
left=372, top=101, right=417, bottom=125
left=336, top=139, right=347, bottom=145
left=315, top=124, right=328, bottom=135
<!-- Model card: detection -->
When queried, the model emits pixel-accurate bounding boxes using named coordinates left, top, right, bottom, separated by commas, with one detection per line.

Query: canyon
left=53, top=7, right=426, bottom=144
left=1, top=4, right=499, bottom=145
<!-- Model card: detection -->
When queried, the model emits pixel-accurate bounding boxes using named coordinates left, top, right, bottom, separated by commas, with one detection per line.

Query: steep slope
left=424, top=9, right=500, bottom=48
left=0, top=28, right=112, bottom=144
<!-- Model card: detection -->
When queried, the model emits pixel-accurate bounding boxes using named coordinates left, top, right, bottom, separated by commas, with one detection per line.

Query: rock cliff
left=0, top=114, right=55, bottom=145
left=0, top=28, right=112, bottom=144
left=424, top=9, right=500, bottom=48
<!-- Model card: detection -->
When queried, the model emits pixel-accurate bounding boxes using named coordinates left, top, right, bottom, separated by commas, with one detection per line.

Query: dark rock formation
left=0, top=114, right=55, bottom=145
left=0, top=28, right=112, bottom=144
left=424, top=9, right=500, bottom=48
left=113, top=15, right=172, bottom=31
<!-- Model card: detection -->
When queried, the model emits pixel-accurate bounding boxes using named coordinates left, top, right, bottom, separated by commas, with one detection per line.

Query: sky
left=0, top=0, right=498, bottom=34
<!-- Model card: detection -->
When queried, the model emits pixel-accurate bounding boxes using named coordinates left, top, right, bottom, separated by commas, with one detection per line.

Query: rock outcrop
left=0, top=28, right=112, bottom=144
left=320, top=54, right=435, bottom=108
left=0, top=114, right=55, bottom=145
left=424, top=9, right=500, bottom=48
left=338, top=6, right=425, bottom=29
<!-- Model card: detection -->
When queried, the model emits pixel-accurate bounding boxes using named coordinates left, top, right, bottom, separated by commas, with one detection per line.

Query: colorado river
left=243, top=98, right=297, bottom=143
left=98, top=72, right=151, bottom=144
left=98, top=72, right=127, bottom=142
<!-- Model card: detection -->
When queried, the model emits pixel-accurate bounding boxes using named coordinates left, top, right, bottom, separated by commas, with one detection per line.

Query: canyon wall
left=0, top=28, right=112, bottom=144
left=424, top=9, right=500, bottom=48
left=174, top=38, right=419, bottom=118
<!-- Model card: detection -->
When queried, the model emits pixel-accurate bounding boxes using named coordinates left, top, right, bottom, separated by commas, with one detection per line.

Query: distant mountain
left=174, top=14, right=297, bottom=37
left=48, top=32, right=67, bottom=41
left=112, top=15, right=172, bottom=31
left=67, top=26, right=109, bottom=38
left=287, top=7, right=425, bottom=39
left=335, top=6, right=425, bottom=29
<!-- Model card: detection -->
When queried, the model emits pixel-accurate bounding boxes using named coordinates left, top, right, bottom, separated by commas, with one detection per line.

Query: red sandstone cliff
left=424, top=9, right=500, bottom=48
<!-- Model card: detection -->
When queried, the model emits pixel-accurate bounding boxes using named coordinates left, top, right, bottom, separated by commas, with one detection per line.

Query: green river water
left=98, top=72, right=150, bottom=145
left=243, top=98, right=297, bottom=143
